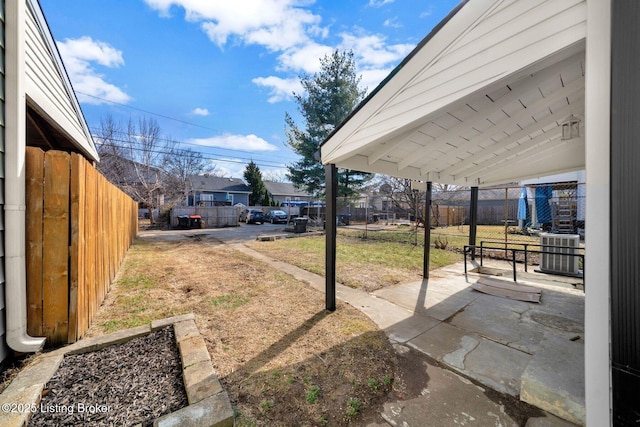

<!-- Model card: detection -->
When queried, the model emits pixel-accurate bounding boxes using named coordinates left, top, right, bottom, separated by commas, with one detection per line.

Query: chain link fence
left=329, top=182, right=585, bottom=268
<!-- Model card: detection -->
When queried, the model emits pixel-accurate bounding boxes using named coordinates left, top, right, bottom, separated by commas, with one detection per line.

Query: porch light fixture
left=561, top=114, right=581, bottom=140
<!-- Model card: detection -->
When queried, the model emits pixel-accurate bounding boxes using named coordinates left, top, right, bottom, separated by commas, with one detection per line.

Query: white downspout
left=5, top=0, right=46, bottom=352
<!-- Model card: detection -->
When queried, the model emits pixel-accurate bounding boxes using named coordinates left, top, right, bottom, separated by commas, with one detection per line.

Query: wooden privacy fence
left=171, top=206, right=240, bottom=228
left=25, top=147, right=138, bottom=346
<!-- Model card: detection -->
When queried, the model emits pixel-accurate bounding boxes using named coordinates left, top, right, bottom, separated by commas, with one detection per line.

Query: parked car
left=264, top=210, right=289, bottom=224
left=239, top=208, right=265, bottom=224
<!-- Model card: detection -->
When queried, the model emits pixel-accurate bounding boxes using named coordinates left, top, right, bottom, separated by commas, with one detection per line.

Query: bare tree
left=376, top=176, right=423, bottom=219
left=95, top=115, right=173, bottom=223
left=164, top=146, right=216, bottom=205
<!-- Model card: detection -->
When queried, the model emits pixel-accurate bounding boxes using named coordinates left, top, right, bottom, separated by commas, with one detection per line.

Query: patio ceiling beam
left=475, top=137, right=584, bottom=186
left=458, top=132, right=564, bottom=179
left=436, top=99, right=584, bottom=176
left=405, top=54, right=584, bottom=163
left=366, top=127, right=422, bottom=166
left=397, top=75, right=584, bottom=172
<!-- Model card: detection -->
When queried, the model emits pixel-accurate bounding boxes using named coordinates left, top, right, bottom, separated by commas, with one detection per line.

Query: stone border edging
left=0, top=313, right=233, bottom=427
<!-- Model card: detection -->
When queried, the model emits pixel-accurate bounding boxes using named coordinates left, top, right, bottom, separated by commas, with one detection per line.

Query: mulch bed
left=29, top=327, right=187, bottom=427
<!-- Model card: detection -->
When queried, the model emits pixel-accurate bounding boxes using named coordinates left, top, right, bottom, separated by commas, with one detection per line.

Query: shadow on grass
left=221, top=309, right=396, bottom=426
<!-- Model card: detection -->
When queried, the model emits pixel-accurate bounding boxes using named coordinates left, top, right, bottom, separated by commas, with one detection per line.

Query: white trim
left=585, top=0, right=612, bottom=424
left=4, top=0, right=46, bottom=353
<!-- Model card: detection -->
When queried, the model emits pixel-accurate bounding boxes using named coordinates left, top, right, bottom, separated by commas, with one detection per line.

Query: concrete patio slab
left=408, top=322, right=531, bottom=397
left=377, top=346, right=523, bottom=427
left=450, top=294, right=545, bottom=354
left=521, top=332, right=585, bottom=425
left=375, top=284, right=478, bottom=321
left=463, top=337, right=531, bottom=396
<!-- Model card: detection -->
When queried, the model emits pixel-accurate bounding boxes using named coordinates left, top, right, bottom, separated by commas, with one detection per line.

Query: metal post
left=423, top=182, right=432, bottom=279
left=325, top=164, right=337, bottom=312
left=504, top=187, right=509, bottom=258
left=469, top=187, right=479, bottom=260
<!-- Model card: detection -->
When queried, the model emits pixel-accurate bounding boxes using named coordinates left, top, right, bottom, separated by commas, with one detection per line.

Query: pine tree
left=243, top=161, right=267, bottom=206
left=286, top=50, right=372, bottom=197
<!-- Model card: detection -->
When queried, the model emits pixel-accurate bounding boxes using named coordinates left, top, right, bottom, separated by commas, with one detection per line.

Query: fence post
left=469, top=187, right=479, bottom=260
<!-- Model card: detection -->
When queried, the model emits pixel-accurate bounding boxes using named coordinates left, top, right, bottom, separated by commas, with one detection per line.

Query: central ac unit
left=539, top=233, right=580, bottom=275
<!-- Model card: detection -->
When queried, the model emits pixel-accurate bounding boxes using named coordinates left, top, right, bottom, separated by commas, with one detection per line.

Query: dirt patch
left=80, top=234, right=397, bottom=426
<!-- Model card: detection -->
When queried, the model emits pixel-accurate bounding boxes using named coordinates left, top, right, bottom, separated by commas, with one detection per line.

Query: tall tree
left=286, top=49, right=371, bottom=197
left=243, top=160, right=268, bottom=206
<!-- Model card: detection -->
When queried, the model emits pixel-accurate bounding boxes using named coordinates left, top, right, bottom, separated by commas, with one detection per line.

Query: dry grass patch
left=246, top=234, right=461, bottom=292
left=87, top=235, right=396, bottom=426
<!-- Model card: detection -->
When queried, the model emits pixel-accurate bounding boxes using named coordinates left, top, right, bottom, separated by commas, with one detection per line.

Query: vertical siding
left=610, top=0, right=640, bottom=423
left=0, top=0, right=8, bottom=363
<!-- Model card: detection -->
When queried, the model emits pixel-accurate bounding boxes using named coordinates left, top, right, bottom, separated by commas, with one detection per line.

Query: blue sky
left=40, top=0, right=460, bottom=180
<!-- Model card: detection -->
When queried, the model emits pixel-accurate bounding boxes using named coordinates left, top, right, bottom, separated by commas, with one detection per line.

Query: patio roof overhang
left=320, top=0, right=586, bottom=187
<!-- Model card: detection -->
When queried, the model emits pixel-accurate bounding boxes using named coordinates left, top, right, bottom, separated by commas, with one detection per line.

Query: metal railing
left=463, top=241, right=585, bottom=285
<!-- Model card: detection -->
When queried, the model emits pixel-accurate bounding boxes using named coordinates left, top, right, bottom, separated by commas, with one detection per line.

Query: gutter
left=4, top=0, right=46, bottom=353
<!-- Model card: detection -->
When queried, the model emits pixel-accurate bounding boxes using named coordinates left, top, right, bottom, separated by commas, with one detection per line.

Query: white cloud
left=208, top=158, right=246, bottom=178
left=144, top=0, right=322, bottom=51
left=359, top=68, right=393, bottom=94
left=368, top=0, right=395, bottom=7
left=252, top=76, right=302, bottom=103
left=192, top=107, right=210, bottom=116
left=144, top=0, right=415, bottom=104
left=339, top=33, right=414, bottom=69
left=209, top=158, right=287, bottom=180
left=57, top=36, right=130, bottom=105
left=383, top=17, right=402, bottom=28
left=276, top=42, right=333, bottom=73
left=188, top=133, right=279, bottom=152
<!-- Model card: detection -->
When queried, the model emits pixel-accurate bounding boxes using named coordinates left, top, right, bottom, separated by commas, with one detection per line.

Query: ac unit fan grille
left=540, top=233, right=580, bottom=275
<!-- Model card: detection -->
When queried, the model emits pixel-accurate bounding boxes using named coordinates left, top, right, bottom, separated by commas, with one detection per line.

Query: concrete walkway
left=231, top=243, right=585, bottom=426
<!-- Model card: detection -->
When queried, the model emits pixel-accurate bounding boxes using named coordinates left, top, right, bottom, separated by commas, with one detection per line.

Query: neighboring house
left=321, top=0, right=635, bottom=424
left=99, top=155, right=164, bottom=212
left=263, top=181, right=313, bottom=205
left=186, top=175, right=251, bottom=207
left=2, top=1, right=100, bottom=361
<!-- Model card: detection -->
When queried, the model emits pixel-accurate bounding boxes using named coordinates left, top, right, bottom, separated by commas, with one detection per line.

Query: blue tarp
left=535, top=185, right=553, bottom=223
left=517, top=188, right=528, bottom=221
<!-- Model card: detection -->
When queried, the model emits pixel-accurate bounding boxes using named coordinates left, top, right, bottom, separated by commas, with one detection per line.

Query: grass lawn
left=246, top=233, right=461, bottom=292
left=86, top=235, right=396, bottom=426
left=340, top=224, right=542, bottom=251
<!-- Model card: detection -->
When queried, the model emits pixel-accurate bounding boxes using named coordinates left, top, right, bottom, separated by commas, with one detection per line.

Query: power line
left=78, top=91, right=226, bottom=134
left=89, top=126, right=298, bottom=163
left=96, top=137, right=290, bottom=171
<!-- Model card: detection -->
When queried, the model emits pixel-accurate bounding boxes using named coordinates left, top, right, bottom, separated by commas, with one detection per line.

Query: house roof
left=264, top=181, right=312, bottom=198
left=188, top=175, right=251, bottom=193
left=320, top=0, right=586, bottom=187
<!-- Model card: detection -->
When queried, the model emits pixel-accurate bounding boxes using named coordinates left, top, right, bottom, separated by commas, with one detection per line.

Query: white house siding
left=0, top=0, right=9, bottom=364
left=323, top=0, right=586, bottom=168
left=24, top=2, right=98, bottom=161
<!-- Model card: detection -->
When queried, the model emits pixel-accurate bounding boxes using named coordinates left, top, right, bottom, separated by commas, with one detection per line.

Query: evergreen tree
left=243, top=161, right=267, bottom=206
left=286, top=50, right=372, bottom=197
left=261, top=188, right=271, bottom=207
